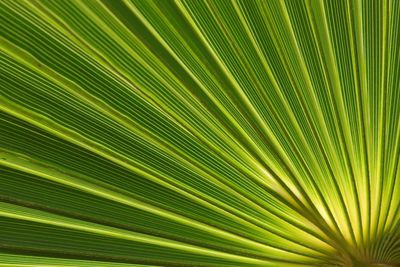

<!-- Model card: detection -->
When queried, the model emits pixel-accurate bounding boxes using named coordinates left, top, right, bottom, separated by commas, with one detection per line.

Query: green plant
left=1, top=0, right=399, bottom=266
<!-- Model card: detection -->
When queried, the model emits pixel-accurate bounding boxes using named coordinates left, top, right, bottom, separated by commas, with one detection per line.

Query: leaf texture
left=1, top=0, right=400, bottom=266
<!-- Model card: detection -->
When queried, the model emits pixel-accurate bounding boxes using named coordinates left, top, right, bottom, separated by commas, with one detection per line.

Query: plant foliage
left=1, top=0, right=400, bottom=266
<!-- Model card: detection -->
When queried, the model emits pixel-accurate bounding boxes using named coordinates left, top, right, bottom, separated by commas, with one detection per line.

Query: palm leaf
left=1, top=0, right=399, bottom=266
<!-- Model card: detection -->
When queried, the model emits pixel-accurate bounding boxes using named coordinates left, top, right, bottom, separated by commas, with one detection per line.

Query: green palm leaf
left=1, top=0, right=399, bottom=266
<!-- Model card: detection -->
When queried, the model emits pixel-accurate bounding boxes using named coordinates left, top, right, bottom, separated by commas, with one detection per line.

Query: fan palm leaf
left=1, top=0, right=400, bottom=266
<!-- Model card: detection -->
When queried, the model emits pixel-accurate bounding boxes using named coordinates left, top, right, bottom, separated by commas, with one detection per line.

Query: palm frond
left=1, top=0, right=400, bottom=266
